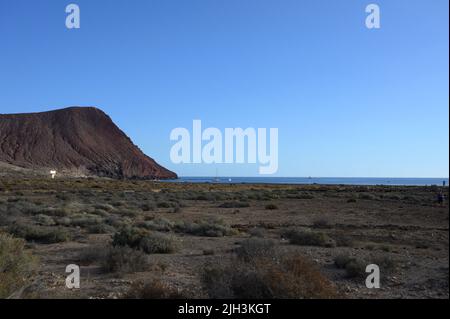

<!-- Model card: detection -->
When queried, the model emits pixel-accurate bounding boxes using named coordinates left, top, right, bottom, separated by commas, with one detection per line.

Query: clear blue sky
left=0, top=0, right=448, bottom=177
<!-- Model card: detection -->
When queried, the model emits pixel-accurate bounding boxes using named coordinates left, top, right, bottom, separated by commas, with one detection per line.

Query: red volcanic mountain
left=0, top=107, right=177, bottom=179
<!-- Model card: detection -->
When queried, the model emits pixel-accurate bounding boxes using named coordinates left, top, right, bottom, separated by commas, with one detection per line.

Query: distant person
left=443, top=180, right=446, bottom=187
left=437, top=192, right=445, bottom=206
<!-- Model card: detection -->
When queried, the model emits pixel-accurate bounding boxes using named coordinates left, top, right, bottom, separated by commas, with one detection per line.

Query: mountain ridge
left=0, top=106, right=177, bottom=179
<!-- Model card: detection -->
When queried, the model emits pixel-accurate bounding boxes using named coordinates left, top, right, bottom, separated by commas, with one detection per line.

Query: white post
left=50, top=170, right=57, bottom=179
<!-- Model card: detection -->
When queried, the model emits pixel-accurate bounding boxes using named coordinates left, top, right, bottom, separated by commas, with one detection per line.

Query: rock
left=0, top=107, right=177, bottom=180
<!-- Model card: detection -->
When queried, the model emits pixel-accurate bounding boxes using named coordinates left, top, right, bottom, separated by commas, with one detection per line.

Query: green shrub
left=101, top=246, right=149, bottom=273
left=219, top=201, right=250, bottom=208
left=105, top=215, right=127, bottom=228
left=334, top=254, right=396, bottom=278
left=248, top=227, right=265, bottom=238
left=39, top=207, right=70, bottom=217
left=139, top=233, right=179, bottom=254
left=283, top=229, right=335, bottom=247
left=235, top=239, right=276, bottom=262
left=157, top=201, right=172, bottom=208
left=201, top=252, right=336, bottom=299
left=116, top=209, right=138, bottom=217
left=94, top=203, right=115, bottom=212
left=125, top=280, right=186, bottom=299
left=112, top=227, right=146, bottom=249
left=9, top=224, right=70, bottom=244
left=112, top=227, right=178, bottom=254
left=373, top=256, right=396, bottom=272
left=333, top=234, right=355, bottom=247
left=140, top=203, right=156, bottom=211
left=70, top=213, right=103, bottom=227
left=203, top=249, right=215, bottom=256
left=172, top=205, right=182, bottom=213
left=358, top=193, right=376, bottom=200
left=78, top=245, right=107, bottom=265
left=0, top=233, right=36, bottom=298
left=56, top=193, right=71, bottom=201
left=138, top=217, right=174, bottom=232
left=112, top=201, right=125, bottom=207
left=175, top=218, right=237, bottom=237
left=334, top=254, right=356, bottom=269
left=86, top=224, right=115, bottom=234
left=313, top=218, right=331, bottom=229
left=265, top=204, right=278, bottom=210
left=345, top=260, right=367, bottom=279
left=34, top=214, right=56, bottom=226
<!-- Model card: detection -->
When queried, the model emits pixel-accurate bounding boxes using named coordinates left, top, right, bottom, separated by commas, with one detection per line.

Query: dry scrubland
left=0, top=177, right=448, bottom=299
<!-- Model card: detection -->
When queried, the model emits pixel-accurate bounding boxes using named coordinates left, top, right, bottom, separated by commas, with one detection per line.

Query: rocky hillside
left=0, top=107, right=177, bottom=179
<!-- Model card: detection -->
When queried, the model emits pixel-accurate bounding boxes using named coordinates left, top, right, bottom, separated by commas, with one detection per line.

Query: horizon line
left=175, top=176, right=450, bottom=179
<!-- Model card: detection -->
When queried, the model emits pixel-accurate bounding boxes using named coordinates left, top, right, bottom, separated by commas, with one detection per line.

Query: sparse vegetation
left=201, top=248, right=336, bottom=299
left=125, top=280, right=185, bottom=299
left=344, top=259, right=367, bottom=279
left=283, top=229, right=335, bottom=247
left=8, top=224, right=70, bottom=244
left=0, top=177, right=445, bottom=299
left=334, top=254, right=357, bottom=269
left=265, top=204, right=278, bottom=210
left=0, top=233, right=36, bottom=298
left=334, top=254, right=396, bottom=279
left=312, top=218, right=329, bottom=229
left=248, top=227, right=265, bottom=238
left=112, top=227, right=178, bottom=254
left=219, top=201, right=250, bottom=208
left=175, top=218, right=237, bottom=237
left=138, top=217, right=174, bottom=232
left=101, top=246, right=149, bottom=273
left=138, top=232, right=179, bottom=254
left=235, top=238, right=276, bottom=262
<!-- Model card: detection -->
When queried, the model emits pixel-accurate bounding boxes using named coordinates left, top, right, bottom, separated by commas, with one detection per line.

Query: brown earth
left=0, top=107, right=176, bottom=179
left=0, top=177, right=448, bottom=299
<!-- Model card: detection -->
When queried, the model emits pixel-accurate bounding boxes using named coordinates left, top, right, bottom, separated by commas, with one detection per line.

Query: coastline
left=164, top=176, right=450, bottom=187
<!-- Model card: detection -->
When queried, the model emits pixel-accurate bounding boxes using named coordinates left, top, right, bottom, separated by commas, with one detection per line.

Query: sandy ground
left=0, top=177, right=448, bottom=299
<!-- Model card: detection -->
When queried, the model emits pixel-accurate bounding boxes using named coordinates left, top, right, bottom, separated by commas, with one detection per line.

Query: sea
left=165, top=177, right=449, bottom=186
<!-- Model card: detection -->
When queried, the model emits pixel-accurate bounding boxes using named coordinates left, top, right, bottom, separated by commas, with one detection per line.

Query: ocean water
left=165, top=177, right=449, bottom=186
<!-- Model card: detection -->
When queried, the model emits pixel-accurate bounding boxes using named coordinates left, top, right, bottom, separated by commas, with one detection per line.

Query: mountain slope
left=0, top=107, right=177, bottom=179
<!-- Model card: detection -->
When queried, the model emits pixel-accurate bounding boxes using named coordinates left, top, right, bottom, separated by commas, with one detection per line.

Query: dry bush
left=344, top=260, right=367, bottom=279
left=140, top=203, right=156, bottom=211
left=235, top=238, right=276, bottom=262
left=124, top=280, right=185, bottom=299
left=138, top=217, right=174, bottom=232
left=0, top=233, right=36, bottom=298
left=175, top=217, right=237, bottom=237
left=112, top=227, right=179, bottom=254
left=358, top=193, right=377, bottom=200
left=101, top=246, right=149, bottom=273
left=312, top=218, right=330, bottom=229
left=283, top=229, right=335, bottom=247
left=219, top=201, right=250, bottom=208
left=139, top=232, right=179, bottom=254
left=248, top=227, right=265, bottom=238
left=265, top=204, right=278, bottom=210
left=86, top=223, right=115, bottom=234
left=156, top=201, right=173, bottom=208
left=333, top=233, right=356, bottom=247
left=34, top=214, right=56, bottom=226
left=201, top=244, right=336, bottom=299
left=334, top=254, right=357, bottom=269
left=334, top=254, right=396, bottom=279
left=8, top=224, right=70, bottom=244
left=78, top=245, right=108, bottom=265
